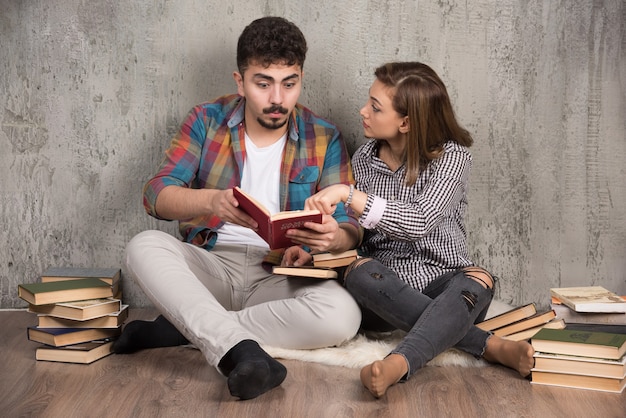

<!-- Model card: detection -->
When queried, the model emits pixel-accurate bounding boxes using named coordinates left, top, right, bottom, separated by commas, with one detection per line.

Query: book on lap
left=312, top=250, right=359, bottom=268
left=272, top=265, right=338, bottom=279
left=35, top=340, right=115, bottom=364
left=233, top=186, right=322, bottom=250
left=27, top=326, right=121, bottom=347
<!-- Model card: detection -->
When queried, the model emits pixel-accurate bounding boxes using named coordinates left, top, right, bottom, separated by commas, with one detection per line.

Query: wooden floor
left=1, top=309, right=624, bottom=418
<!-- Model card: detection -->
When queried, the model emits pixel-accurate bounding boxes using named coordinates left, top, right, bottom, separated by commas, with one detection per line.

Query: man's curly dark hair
left=237, top=16, right=308, bottom=74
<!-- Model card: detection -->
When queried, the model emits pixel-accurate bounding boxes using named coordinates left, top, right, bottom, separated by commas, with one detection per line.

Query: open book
left=233, top=187, right=322, bottom=249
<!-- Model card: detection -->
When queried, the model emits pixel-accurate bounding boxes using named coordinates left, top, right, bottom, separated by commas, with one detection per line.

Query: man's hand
left=212, top=189, right=259, bottom=230
left=285, top=214, right=341, bottom=253
left=155, top=186, right=259, bottom=230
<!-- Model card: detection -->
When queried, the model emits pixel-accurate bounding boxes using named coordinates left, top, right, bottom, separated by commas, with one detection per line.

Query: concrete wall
left=1, top=1, right=624, bottom=309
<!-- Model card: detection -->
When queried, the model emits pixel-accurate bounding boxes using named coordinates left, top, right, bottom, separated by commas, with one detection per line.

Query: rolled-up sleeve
left=143, top=106, right=206, bottom=219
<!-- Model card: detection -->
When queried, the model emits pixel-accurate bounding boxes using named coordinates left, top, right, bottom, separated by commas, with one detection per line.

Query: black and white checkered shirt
left=353, top=139, right=474, bottom=291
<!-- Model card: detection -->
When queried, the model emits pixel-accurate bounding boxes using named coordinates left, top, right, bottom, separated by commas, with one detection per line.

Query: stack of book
left=272, top=249, right=359, bottom=279
left=312, top=250, right=359, bottom=268
left=476, top=302, right=565, bottom=341
left=18, top=267, right=127, bottom=364
left=530, top=327, right=626, bottom=393
left=550, top=286, right=626, bottom=329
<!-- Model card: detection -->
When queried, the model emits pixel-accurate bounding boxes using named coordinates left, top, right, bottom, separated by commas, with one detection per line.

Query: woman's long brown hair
left=374, top=62, right=473, bottom=185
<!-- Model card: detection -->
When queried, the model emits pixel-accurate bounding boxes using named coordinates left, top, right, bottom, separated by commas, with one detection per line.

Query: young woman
left=284, top=62, right=534, bottom=398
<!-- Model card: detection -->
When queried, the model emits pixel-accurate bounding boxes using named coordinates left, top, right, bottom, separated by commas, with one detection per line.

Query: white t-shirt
left=216, top=132, right=287, bottom=248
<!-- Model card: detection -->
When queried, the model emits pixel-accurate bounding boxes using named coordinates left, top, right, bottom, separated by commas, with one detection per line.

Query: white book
left=551, top=302, right=626, bottom=325
left=550, top=286, right=626, bottom=313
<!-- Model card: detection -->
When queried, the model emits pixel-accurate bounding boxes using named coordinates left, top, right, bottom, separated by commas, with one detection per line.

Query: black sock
left=112, top=315, right=189, bottom=354
left=218, top=340, right=287, bottom=400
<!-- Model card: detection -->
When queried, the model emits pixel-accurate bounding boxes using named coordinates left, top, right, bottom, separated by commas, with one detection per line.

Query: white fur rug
left=262, top=300, right=512, bottom=369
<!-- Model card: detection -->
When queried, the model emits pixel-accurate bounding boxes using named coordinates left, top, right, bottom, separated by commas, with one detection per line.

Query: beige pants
left=126, top=230, right=361, bottom=369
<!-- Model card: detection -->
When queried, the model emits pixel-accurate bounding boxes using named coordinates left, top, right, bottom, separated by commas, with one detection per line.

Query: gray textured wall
left=1, top=1, right=625, bottom=309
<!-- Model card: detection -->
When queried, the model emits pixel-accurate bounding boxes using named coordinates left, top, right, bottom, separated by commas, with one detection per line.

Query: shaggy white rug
left=262, top=300, right=513, bottom=369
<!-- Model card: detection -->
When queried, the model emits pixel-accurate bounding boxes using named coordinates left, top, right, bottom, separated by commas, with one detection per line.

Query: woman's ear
left=399, top=116, right=410, bottom=134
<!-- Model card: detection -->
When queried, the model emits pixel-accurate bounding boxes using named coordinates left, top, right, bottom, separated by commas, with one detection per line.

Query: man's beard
left=258, top=105, right=289, bottom=130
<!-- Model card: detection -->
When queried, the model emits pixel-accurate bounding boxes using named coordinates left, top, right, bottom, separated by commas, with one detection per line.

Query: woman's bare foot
left=482, top=335, right=535, bottom=377
left=360, top=354, right=408, bottom=398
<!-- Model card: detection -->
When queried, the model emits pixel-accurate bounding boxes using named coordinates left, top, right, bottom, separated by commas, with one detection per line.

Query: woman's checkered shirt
left=353, top=139, right=474, bottom=292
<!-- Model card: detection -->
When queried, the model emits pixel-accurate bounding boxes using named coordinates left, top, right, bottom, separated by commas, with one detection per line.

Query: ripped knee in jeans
left=344, top=257, right=374, bottom=277
left=462, top=266, right=495, bottom=289
left=460, top=267, right=496, bottom=312
left=461, top=290, right=479, bottom=310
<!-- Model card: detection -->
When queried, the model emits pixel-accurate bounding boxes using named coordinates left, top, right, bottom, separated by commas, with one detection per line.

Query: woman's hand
left=281, top=246, right=313, bottom=267
left=304, top=184, right=350, bottom=215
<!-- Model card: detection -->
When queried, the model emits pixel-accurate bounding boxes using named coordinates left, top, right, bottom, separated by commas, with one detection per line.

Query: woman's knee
left=343, top=257, right=373, bottom=290
left=462, top=266, right=495, bottom=289
left=344, top=257, right=375, bottom=279
left=343, top=257, right=392, bottom=297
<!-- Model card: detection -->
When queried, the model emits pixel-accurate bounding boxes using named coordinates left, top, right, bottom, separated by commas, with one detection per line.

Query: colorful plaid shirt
left=143, top=94, right=357, bottom=251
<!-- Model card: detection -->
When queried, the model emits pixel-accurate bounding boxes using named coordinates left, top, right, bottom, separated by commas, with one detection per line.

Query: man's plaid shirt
left=143, top=94, right=357, bottom=250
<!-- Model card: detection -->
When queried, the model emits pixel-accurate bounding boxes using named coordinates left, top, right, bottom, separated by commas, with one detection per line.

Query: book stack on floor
left=18, top=267, right=127, bottom=364
left=530, top=327, right=626, bottom=393
left=476, top=302, right=564, bottom=342
left=550, top=286, right=626, bottom=334
left=272, top=249, right=359, bottom=279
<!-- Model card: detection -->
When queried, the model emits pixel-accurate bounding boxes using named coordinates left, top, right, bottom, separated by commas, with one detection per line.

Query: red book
left=233, top=187, right=322, bottom=250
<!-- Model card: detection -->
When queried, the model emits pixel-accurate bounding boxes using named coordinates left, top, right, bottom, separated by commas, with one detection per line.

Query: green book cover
left=19, top=277, right=111, bottom=294
left=18, top=278, right=114, bottom=305
left=532, top=328, right=626, bottom=348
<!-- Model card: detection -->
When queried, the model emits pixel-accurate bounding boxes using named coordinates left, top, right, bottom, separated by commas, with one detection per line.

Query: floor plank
left=1, top=309, right=624, bottom=417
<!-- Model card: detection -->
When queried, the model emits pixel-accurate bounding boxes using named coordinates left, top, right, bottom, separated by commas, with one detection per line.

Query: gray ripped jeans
left=344, top=259, right=495, bottom=378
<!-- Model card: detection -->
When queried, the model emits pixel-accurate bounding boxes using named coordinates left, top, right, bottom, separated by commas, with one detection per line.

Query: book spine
left=552, top=304, right=626, bottom=325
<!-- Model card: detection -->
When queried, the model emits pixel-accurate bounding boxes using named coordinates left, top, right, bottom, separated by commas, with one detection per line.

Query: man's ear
left=399, top=116, right=410, bottom=134
left=233, top=71, right=244, bottom=96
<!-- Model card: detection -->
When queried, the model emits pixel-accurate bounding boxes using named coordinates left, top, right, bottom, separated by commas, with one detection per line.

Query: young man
left=115, top=17, right=361, bottom=400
